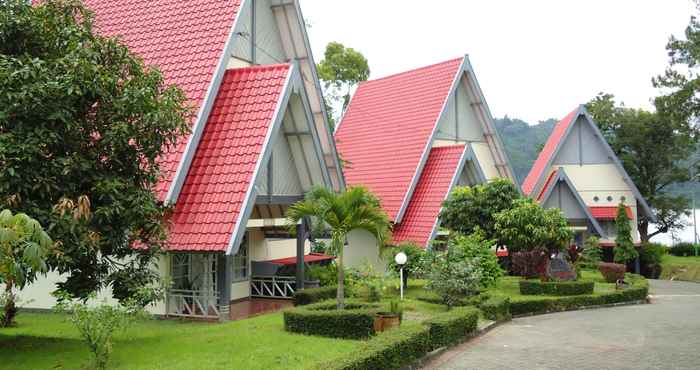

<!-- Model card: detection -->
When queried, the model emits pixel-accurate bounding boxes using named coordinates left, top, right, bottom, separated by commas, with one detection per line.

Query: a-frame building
left=335, top=56, right=517, bottom=264
left=522, top=105, right=655, bottom=247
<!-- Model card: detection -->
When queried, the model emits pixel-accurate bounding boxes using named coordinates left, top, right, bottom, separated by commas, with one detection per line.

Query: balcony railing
left=166, top=289, right=220, bottom=319
left=251, top=276, right=296, bottom=299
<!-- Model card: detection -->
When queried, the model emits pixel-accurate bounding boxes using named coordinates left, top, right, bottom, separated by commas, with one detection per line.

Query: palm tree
left=287, top=186, right=390, bottom=309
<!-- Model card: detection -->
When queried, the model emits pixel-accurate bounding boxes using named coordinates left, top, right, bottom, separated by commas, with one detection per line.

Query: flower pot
left=374, top=312, right=400, bottom=333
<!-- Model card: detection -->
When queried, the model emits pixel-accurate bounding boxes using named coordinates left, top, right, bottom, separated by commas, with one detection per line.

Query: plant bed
left=479, top=296, right=511, bottom=321
left=518, top=279, right=594, bottom=296
left=283, top=300, right=380, bottom=339
left=424, top=307, right=479, bottom=350
left=415, top=291, right=489, bottom=307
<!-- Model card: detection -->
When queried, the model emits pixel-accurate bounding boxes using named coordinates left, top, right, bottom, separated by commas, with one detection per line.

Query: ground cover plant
left=659, top=255, right=700, bottom=282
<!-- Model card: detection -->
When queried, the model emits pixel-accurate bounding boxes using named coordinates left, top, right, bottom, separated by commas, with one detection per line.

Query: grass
left=484, top=270, right=616, bottom=302
left=660, top=255, right=700, bottom=282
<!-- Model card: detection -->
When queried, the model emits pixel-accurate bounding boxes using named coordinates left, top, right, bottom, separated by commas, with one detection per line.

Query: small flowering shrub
left=598, top=262, right=626, bottom=283
left=511, top=250, right=548, bottom=279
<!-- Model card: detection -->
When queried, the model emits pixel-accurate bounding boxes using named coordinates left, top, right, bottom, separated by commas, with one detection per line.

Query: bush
left=494, top=198, right=573, bottom=253
left=415, top=291, right=489, bottom=307
left=670, top=242, right=698, bottom=257
left=425, top=307, right=479, bottom=350
left=283, top=300, right=379, bottom=339
left=424, top=241, right=483, bottom=309
left=448, top=233, right=504, bottom=287
left=320, top=323, right=431, bottom=370
left=385, top=242, right=428, bottom=282
left=518, top=280, right=594, bottom=296
left=639, top=242, right=666, bottom=279
left=511, top=250, right=548, bottom=278
left=293, top=286, right=340, bottom=306
left=598, top=262, right=626, bottom=283
left=579, top=236, right=603, bottom=269
left=479, top=296, right=511, bottom=321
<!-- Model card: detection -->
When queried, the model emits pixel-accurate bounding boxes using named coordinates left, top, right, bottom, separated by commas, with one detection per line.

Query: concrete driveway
left=424, top=280, right=700, bottom=370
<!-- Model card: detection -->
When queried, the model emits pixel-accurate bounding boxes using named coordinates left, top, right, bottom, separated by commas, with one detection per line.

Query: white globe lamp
left=395, top=252, right=408, bottom=300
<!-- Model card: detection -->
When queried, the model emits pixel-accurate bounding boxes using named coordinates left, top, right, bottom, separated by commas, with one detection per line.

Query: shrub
left=479, top=296, right=511, bottom=321
left=424, top=244, right=483, bottom=309
left=494, top=198, right=573, bottom=253
left=415, top=291, right=489, bottom=307
left=518, top=280, right=594, bottom=296
left=320, top=323, right=431, bottom=370
left=614, top=203, right=638, bottom=264
left=598, top=262, right=626, bottom=283
left=293, top=286, right=340, bottom=306
left=425, top=307, right=479, bottom=350
left=283, top=300, right=379, bottom=339
left=639, top=242, right=666, bottom=279
left=670, top=242, right=698, bottom=257
left=511, top=250, right=548, bottom=278
left=579, top=236, right=603, bottom=268
left=384, top=242, right=428, bottom=284
left=448, top=233, right=504, bottom=287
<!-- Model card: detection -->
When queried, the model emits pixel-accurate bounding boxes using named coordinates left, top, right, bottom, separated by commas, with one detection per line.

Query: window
left=232, top=242, right=249, bottom=282
left=601, top=221, right=617, bottom=239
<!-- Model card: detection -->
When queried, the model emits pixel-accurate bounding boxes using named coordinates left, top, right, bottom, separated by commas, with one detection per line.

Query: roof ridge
left=227, top=63, right=291, bottom=73
left=360, top=56, right=464, bottom=86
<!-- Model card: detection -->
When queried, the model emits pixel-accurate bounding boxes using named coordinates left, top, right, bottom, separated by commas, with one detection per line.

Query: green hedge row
left=415, top=292, right=489, bottom=307
left=519, top=280, right=595, bottom=296
left=320, top=308, right=480, bottom=370
left=283, top=300, right=379, bottom=339
left=292, top=286, right=339, bottom=306
left=479, top=296, right=511, bottom=321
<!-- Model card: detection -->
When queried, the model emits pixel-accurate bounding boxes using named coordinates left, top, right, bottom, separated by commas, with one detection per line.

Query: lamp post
left=394, top=252, right=407, bottom=300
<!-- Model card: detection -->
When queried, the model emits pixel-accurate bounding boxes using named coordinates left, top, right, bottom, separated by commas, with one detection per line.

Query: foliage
left=0, top=209, right=52, bottom=327
left=0, top=1, right=190, bottom=301
left=287, top=186, right=391, bottom=309
left=670, top=242, right=699, bottom=257
left=579, top=236, right=603, bottom=268
left=320, top=322, right=431, bottom=370
left=493, top=117, right=559, bottom=183
left=292, top=286, right=340, bottom=306
left=424, top=307, right=479, bottom=350
left=384, top=242, right=427, bottom=282
left=55, top=296, right=147, bottom=370
left=478, top=296, right=511, bottom=321
left=415, top=291, right=488, bottom=307
left=424, top=244, right=483, bottom=309
left=439, top=179, right=521, bottom=242
left=510, top=250, right=549, bottom=279
left=316, top=42, right=370, bottom=129
left=518, top=280, right=594, bottom=296
left=598, top=262, right=627, bottom=283
left=614, top=204, right=638, bottom=264
left=586, top=93, right=697, bottom=242
left=639, top=242, right=666, bottom=279
left=283, top=300, right=379, bottom=339
left=660, top=255, right=700, bottom=282
left=494, top=198, right=573, bottom=253
left=447, top=233, right=503, bottom=287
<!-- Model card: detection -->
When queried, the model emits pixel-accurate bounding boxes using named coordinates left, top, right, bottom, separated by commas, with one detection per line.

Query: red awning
left=264, top=253, right=335, bottom=266
left=589, top=206, right=633, bottom=220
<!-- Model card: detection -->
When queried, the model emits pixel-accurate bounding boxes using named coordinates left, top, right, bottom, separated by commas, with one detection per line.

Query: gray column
left=296, top=219, right=307, bottom=290
left=217, top=253, right=232, bottom=322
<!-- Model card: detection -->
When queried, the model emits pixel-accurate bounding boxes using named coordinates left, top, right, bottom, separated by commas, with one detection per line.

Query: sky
left=303, top=0, right=696, bottom=124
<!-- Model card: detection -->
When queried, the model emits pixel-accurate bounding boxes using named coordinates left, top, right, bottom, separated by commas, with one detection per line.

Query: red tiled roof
left=589, top=206, right=633, bottom=220
left=522, top=107, right=580, bottom=196
left=264, top=253, right=335, bottom=266
left=83, top=0, right=241, bottom=199
left=335, top=58, right=463, bottom=221
left=392, top=145, right=465, bottom=247
left=167, top=65, right=291, bottom=251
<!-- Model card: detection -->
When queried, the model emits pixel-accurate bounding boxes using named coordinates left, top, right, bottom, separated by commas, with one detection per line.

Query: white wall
left=344, top=229, right=386, bottom=271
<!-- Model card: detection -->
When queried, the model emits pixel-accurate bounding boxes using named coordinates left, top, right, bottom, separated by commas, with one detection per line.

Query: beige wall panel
left=344, top=229, right=386, bottom=271
left=471, top=142, right=499, bottom=180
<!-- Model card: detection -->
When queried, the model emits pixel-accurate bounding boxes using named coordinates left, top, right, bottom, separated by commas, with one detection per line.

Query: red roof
left=264, top=253, right=335, bottom=266
left=392, top=145, right=465, bottom=247
left=83, top=0, right=241, bottom=199
left=589, top=206, right=633, bottom=220
left=167, top=65, right=291, bottom=251
left=335, top=58, right=463, bottom=221
left=522, top=107, right=580, bottom=196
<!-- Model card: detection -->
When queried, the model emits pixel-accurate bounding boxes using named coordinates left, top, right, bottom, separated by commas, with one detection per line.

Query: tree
left=317, top=42, right=370, bottom=129
left=586, top=93, right=697, bottom=242
left=439, top=179, right=521, bottom=243
left=494, top=198, right=573, bottom=253
left=447, top=233, right=503, bottom=287
left=614, top=203, right=638, bottom=266
left=0, top=210, right=52, bottom=327
left=286, top=186, right=390, bottom=309
left=0, top=1, right=190, bottom=301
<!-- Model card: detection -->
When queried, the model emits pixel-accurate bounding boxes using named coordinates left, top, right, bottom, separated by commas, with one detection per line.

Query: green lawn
left=660, top=255, right=700, bottom=282
left=484, top=270, right=616, bottom=302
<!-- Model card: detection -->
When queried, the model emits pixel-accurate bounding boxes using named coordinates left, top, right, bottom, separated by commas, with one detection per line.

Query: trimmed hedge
left=283, top=300, right=379, bottom=339
left=425, top=307, right=479, bottom=350
left=509, top=274, right=649, bottom=316
left=415, top=291, right=489, bottom=307
left=292, top=286, right=339, bottom=306
left=479, top=296, right=511, bottom=321
left=318, top=323, right=431, bottom=370
left=518, top=280, right=594, bottom=296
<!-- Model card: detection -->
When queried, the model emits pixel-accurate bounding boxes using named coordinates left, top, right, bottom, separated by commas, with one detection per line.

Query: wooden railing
left=251, top=276, right=296, bottom=299
left=166, top=289, right=220, bottom=319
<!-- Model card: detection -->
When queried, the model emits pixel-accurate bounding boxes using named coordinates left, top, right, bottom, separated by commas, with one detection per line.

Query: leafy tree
left=447, top=233, right=503, bottom=287
left=439, top=179, right=521, bottom=243
left=614, top=203, right=638, bottom=265
left=0, top=210, right=52, bottom=327
left=494, top=198, right=573, bottom=253
left=586, top=94, right=697, bottom=242
left=286, top=186, right=390, bottom=309
left=424, top=242, right=483, bottom=310
left=0, top=1, right=190, bottom=301
left=317, top=42, right=370, bottom=129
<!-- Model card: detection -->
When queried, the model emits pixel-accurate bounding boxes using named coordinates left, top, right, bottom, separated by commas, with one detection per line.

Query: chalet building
left=20, top=0, right=343, bottom=319
left=522, top=105, right=655, bottom=248
left=334, top=56, right=517, bottom=266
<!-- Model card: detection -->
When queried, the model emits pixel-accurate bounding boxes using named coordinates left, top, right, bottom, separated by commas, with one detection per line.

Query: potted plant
left=304, top=264, right=323, bottom=288
left=374, top=300, right=402, bottom=333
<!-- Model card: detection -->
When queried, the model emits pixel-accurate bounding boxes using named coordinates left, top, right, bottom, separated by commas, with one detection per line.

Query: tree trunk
left=335, top=236, right=345, bottom=310
left=638, top=220, right=650, bottom=243
left=2, top=280, right=16, bottom=328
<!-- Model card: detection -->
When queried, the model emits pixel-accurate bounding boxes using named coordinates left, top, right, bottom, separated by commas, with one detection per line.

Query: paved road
left=425, top=280, right=700, bottom=370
